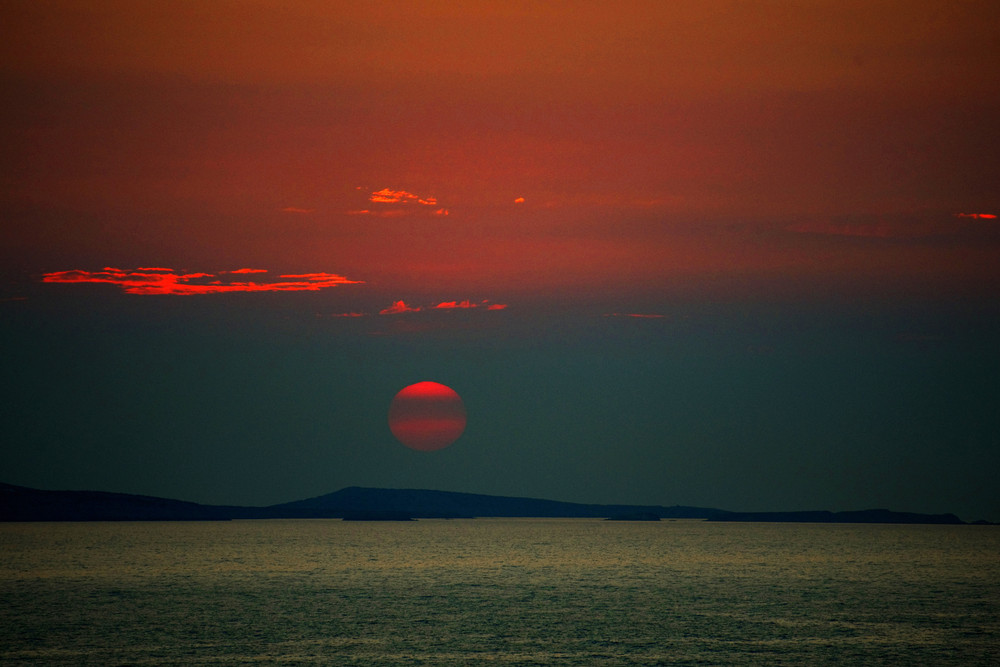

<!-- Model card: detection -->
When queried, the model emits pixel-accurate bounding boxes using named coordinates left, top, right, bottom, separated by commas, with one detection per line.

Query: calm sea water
left=1, top=519, right=998, bottom=665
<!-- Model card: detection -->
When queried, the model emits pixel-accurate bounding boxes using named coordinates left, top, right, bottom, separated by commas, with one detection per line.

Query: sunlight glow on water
left=2, top=519, right=998, bottom=664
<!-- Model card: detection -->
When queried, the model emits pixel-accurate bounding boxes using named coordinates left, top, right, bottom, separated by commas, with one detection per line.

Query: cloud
left=434, top=300, right=476, bottom=309
left=514, top=197, right=525, bottom=204
left=281, top=207, right=315, bottom=214
left=321, top=299, right=510, bottom=318
left=41, top=268, right=363, bottom=295
left=379, top=300, right=422, bottom=315
left=280, top=272, right=352, bottom=281
left=369, top=189, right=409, bottom=204
left=433, top=299, right=508, bottom=310
left=955, top=213, right=997, bottom=219
left=377, top=299, right=509, bottom=315
left=369, top=189, right=436, bottom=205
left=351, top=188, right=448, bottom=218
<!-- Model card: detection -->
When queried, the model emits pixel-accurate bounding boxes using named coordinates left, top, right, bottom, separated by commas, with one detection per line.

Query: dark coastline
left=2, top=482, right=986, bottom=524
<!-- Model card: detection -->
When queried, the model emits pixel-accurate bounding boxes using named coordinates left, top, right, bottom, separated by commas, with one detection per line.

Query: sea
left=1, top=518, right=998, bottom=665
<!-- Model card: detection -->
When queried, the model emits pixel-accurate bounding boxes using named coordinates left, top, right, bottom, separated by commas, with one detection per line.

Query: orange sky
left=3, top=2, right=1000, bottom=522
left=3, top=1, right=999, bottom=300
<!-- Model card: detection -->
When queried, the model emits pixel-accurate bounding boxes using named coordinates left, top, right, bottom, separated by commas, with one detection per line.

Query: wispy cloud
left=281, top=272, right=354, bottom=281
left=434, top=300, right=475, bottom=309
left=281, top=206, right=315, bottom=214
left=955, top=212, right=997, bottom=219
left=376, top=299, right=509, bottom=315
left=379, top=300, right=422, bottom=315
left=325, top=299, right=509, bottom=318
left=369, top=188, right=436, bottom=205
left=351, top=188, right=449, bottom=217
left=434, top=299, right=508, bottom=310
left=41, top=268, right=363, bottom=295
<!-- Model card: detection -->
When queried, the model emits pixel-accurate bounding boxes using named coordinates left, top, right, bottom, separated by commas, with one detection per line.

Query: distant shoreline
left=2, top=482, right=991, bottom=525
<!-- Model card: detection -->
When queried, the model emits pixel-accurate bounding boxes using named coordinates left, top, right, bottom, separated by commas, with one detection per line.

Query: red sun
left=388, top=381, right=467, bottom=451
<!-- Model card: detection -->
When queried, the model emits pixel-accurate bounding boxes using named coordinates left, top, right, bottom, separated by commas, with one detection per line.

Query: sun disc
left=388, top=381, right=466, bottom=451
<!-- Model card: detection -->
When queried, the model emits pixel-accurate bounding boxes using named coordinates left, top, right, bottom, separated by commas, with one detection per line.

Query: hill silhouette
left=0, top=481, right=260, bottom=522
left=271, top=486, right=729, bottom=520
left=0, top=482, right=970, bottom=524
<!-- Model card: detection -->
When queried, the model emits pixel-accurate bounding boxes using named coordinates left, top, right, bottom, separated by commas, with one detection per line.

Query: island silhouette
left=0, top=482, right=977, bottom=524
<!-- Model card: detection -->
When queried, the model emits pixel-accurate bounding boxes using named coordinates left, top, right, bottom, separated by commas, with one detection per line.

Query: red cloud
left=955, top=213, right=997, bottom=219
left=434, top=299, right=507, bottom=310
left=379, top=300, right=421, bottom=315
left=280, top=272, right=348, bottom=280
left=369, top=189, right=412, bottom=204
left=379, top=299, right=508, bottom=314
left=355, top=188, right=447, bottom=218
left=369, top=188, right=439, bottom=205
left=434, top=300, right=475, bottom=309
left=41, top=268, right=363, bottom=295
left=281, top=207, right=315, bottom=214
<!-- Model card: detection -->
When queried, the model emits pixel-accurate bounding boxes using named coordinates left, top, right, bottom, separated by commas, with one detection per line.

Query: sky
left=2, top=1, right=999, bottom=521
